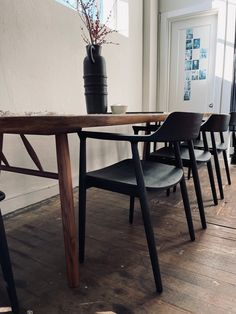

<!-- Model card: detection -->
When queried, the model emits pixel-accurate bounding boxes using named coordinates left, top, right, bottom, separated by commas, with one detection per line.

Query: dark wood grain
left=0, top=133, right=9, bottom=166
left=0, top=152, right=10, bottom=166
left=20, top=135, right=44, bottom=171
left=0, top=165, right=58, bottom=179
left=0, top=114, right=169, bottom=134
left=55, top=133, right=79, bottom=288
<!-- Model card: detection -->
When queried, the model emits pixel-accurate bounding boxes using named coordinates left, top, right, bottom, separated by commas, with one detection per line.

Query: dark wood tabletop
left=0, top=113, right=169, bottom=134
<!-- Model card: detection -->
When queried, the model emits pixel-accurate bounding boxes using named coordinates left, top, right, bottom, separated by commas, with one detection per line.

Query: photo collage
left=184, top=28, right=208, bottom=101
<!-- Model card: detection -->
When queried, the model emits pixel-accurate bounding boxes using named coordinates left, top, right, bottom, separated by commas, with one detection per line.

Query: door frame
left=158, top=2, right=225, bottom=113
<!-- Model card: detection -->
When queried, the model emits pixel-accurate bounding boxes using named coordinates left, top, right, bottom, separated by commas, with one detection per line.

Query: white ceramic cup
left=111, top=104, right=128, bottom=114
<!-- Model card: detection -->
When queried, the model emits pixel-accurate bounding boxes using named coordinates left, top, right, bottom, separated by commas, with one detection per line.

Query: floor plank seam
left=207, top=221, right=236, bottom=230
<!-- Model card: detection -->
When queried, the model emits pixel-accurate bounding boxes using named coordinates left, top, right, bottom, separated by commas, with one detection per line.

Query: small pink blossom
left=77, top=0, right=118, bottom=45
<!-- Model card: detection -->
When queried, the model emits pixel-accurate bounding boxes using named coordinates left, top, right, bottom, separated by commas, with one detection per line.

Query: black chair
left=131, top=120, right=219, bottom=229
left=78, top=111, right=203, bottom=293
left=192, top=114, right=231, bottom=200
left=147, top=119, right=219, bottom=229
left=0, top=191, right=19, bottom=314
left=150, top=147, right=218, bottom=225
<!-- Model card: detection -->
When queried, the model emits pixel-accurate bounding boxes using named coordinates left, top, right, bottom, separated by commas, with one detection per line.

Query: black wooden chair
left=0, top=191, right=19, bottom=314
left=192, top=114, right=231, bottom=200
left=149, top=146, right=218, bottom=226
left=131, top=119, right=219, bottom=230
left=78, top=111, right=203, bottom=293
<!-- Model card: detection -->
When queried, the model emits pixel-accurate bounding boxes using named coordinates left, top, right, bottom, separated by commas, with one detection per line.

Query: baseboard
left=1, top=175, right=79, bottom=215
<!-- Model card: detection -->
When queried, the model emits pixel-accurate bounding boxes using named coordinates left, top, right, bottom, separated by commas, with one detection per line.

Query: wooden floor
left=1, top=163, right=236, bottom=313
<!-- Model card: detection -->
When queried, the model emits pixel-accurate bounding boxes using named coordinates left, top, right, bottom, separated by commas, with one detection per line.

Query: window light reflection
left=55, top=0, right=129, bottom=37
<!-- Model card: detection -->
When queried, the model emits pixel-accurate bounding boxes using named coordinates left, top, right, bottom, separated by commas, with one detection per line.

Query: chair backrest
left=229, top=112, right=236, bottom=131
left=201, top=114, right=230, bottom=132
left=150, top=112, right=203, bottom=142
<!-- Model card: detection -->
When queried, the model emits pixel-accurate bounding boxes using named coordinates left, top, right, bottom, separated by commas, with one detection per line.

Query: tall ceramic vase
left=83, top=45, right=108, bottom=114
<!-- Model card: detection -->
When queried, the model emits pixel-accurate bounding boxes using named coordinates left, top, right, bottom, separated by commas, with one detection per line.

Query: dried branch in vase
left=76, top=0, right=118, bottom=45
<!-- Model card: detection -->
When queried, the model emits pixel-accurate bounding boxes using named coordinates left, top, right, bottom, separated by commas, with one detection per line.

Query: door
left=168, top=14, right=217, bottom=112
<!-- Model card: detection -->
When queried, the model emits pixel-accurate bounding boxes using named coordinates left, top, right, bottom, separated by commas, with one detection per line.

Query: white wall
left=142, top=0, right=158, bottom=111
left=0, top=0, right=143, bottom=214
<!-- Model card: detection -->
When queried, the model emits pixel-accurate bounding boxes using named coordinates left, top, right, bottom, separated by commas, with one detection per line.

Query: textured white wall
left=0, top=0, right=143, bottom=213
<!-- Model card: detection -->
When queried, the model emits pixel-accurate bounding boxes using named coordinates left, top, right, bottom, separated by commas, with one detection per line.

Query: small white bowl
left=111, top=105, right=128, bottom=114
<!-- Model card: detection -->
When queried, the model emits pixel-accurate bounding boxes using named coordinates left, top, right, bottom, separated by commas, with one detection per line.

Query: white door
left=168, top=14, right=217, bottom=112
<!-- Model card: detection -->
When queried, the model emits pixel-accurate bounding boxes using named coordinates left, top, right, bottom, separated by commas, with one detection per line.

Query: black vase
left=83, top=45, right=108, bottom=114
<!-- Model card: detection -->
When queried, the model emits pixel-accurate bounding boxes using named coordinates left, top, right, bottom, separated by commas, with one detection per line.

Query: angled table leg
left=0, top=133, right=3, bottom=168
left=55, top=133, right=79, bottom=288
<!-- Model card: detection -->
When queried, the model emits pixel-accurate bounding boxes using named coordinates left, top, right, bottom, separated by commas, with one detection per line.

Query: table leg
left=142, top=123, right=151, bottom=160
left=55, top=134, right=79, bottom=288
left=0, top=133, right=3, bottom=169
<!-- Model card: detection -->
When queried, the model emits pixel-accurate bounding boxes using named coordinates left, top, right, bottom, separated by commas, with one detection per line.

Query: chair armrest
left=133, top=124, right=160, bottom=134
left=78, top=130, right=154, bottom=143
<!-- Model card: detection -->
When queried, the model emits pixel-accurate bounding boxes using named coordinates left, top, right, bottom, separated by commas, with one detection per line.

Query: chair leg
left=78, top=186, right=86, bottom=263
left=191, top=163, right=207, bottom=229
left=207, top=160, right=218, bottom=205
left=213, top=152, right=224, bottom=199
left=211, top=133, right=224, bottom=199
left=179, top=179, right=195, bottom=241
left=174, top=141, right=195, bottom=239
left=166, top=188, right=170, bottom=197
left=187, top=167, right=191, bottom=180
left=132, top=142, right=162, bottom=293
left=187, top=141, right=207, bottom=229
left=0, top=211, right=19, bottom=314
left=129, top=196, right=135, bottom=224
left=231, top=132, right=236, bottom=164
left=138, top=195, right=163, bottom=293
left=187, top=140, right=207, bottom=229
left=223, top=150, right=231, bottom=185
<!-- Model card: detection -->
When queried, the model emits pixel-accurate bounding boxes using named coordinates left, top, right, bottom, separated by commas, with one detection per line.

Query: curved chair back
left=150, top=112, right=203, bottom=142
left=201, top=114, right=230, bottom=132
left=229, top=112, right=236, bottom=131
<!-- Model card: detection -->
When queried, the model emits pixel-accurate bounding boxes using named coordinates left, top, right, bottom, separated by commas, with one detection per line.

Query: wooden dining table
left=0, top=112, right=171, bottom=288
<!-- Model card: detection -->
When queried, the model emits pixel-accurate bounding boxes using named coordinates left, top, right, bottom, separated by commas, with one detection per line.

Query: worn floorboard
left=1, top=163, right=236, bottom=313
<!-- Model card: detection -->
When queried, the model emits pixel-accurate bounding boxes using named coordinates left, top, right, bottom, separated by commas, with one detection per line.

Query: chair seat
left=150, top=146, right=212, bottom=164
left=192, top=139, right=227, bottom=151
left=86, top=159, right=184, bottom=191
